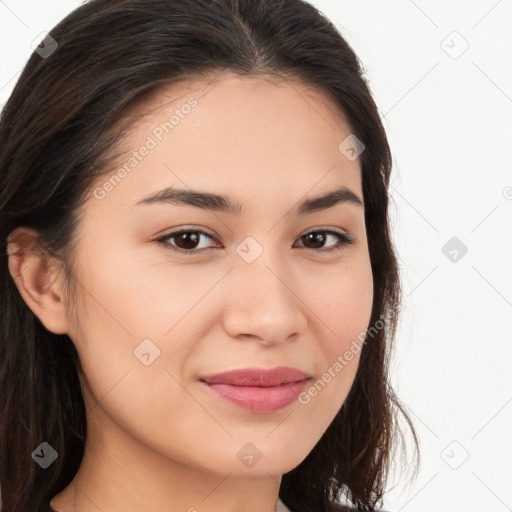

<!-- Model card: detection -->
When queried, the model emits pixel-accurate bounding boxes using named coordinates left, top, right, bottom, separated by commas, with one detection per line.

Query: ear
left=6, top=227, right=70, bottom=335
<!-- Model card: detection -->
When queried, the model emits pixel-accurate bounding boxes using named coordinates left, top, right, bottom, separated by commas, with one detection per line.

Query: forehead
left=88, top=72, right=363, bottom=214
left=127, top=71, right=349, bottom=132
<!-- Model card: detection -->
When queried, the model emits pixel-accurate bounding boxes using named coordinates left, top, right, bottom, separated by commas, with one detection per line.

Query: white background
left=1, top=1, right=511, bottom=511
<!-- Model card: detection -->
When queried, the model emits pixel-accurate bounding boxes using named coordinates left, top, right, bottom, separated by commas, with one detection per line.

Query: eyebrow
left=135, top=186, right=363, bottom=215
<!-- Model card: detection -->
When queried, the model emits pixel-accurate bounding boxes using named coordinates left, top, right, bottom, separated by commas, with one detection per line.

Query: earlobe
left=6, top=227, right=69, bottom=335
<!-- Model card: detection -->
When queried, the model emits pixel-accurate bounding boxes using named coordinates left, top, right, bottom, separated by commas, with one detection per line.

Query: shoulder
left=327, top=503, right=357, bottom=511
left=327, top=503, right=391, bottom=512
left=328, top=505, right=353, bottom=511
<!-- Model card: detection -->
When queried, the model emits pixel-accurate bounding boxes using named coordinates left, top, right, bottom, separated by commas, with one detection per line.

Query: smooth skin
left=7, top=71, right=374, bottom=512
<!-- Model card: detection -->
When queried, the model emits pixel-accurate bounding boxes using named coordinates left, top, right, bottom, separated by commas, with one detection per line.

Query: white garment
left=277, top=497, right=293, bottom=512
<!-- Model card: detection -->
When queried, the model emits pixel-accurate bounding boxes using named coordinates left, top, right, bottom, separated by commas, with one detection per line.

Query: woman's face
left=56, top=73, right=373, bottom=480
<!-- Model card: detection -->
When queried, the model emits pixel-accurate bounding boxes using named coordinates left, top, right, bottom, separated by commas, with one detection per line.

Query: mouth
left=198, top=366, right=312, bottom=413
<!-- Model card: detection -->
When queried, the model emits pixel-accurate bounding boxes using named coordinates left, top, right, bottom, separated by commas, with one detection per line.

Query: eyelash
left=154, top=228, right=355, bottom=255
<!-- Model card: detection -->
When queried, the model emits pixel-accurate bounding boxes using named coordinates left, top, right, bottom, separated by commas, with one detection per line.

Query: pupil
left=306, top=232, right=325, bottom=248
left=178, top=232, right=199, bottom=249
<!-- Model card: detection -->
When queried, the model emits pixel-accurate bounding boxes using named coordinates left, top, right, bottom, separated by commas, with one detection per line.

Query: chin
left=212, top=444, right=311, bottom=478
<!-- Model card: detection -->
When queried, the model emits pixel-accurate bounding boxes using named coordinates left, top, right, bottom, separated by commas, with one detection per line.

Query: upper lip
left=200, top=366, right=311, bottom=387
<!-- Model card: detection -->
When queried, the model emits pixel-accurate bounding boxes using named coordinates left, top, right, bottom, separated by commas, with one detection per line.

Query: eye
left=155, top=229, right=219, bottom=255
left=295, top=229, right=355, bottom=252
left=155, top=228, right=355, bottom=255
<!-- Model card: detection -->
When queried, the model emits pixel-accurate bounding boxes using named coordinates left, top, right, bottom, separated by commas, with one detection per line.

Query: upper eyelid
left=159, top=225, right=351, bottom=238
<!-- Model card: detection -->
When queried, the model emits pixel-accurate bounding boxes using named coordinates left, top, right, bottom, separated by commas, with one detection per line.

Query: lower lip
left=199, top=379, right=310, bottom=413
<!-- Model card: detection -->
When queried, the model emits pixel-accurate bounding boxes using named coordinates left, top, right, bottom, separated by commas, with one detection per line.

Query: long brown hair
left=0, top=1, right=419, bottom=511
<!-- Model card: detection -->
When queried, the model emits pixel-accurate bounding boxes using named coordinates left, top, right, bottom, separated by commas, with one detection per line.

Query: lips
left=199, top=366, right=312, bottom=413
left=200, top=366, right=310, bottom=387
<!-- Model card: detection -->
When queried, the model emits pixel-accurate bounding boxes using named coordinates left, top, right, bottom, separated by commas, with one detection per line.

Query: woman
left=0, top=1, right=419, bottom=511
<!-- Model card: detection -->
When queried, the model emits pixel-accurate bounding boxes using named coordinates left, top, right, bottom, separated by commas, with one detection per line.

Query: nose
left=221, top=254, right=308, bottom=346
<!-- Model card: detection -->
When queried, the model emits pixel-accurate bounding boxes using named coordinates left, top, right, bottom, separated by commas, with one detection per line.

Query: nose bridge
left=236, top=232, right=291, bottom=298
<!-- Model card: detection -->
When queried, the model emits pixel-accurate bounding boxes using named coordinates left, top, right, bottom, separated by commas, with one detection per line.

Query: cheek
left=66, top=247, right=194, bottom=418
left=306, top=254, right=374, bottom=352
left=71, top=236, right=215, bottom=339
left=295, top=257, right=373, bottom=421
left=71, top=278, right=197, bottom=461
